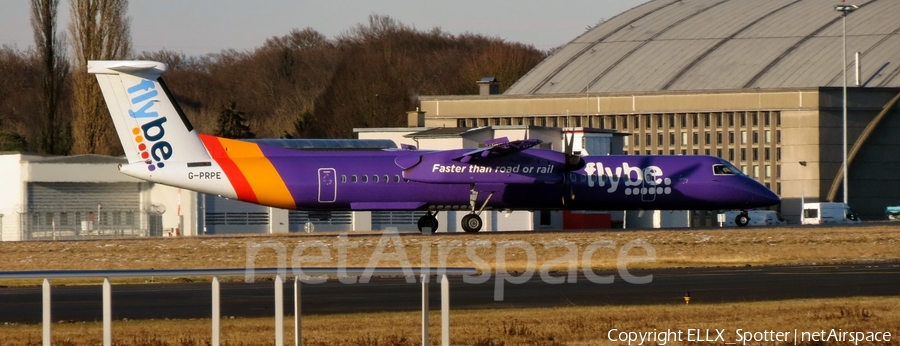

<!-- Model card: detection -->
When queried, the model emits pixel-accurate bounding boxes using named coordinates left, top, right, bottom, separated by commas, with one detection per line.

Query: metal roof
left=506, top=0, right=900, bottom=94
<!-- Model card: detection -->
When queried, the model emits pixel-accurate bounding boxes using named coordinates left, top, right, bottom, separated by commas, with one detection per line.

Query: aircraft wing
left=454, top=138, right=542, bottom=163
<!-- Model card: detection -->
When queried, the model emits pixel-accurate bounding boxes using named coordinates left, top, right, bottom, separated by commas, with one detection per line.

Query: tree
left=215, top=102, right=255, bottom=139
left=31, top=0, right=71, bottom=155
left=69, top=0, right=131, bottom=155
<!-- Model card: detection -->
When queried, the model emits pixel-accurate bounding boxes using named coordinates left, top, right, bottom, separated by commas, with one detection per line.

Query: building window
left=729, top=149, right=735, bottom=161
left=633, top=135, right=639, bottom=146
left=692, top=114, right=699, bottom=127
left=777, top=182, right=781, bottom=194
left=705, top=114, right=711, bottom=127
left=610, top=116, right=617, bottom=129
left=752, top=131, right=758, bottom=144
left=777, top=165, right=781, bottom=178
left=658, top=133, right=663, bottom=145
left=669, top=132, right=676, bottom=145
left=741, top=131, right=747, bottom=144
left=741, top=113, right=747, bottom=126
left=764, top=112, right=771, bottom=126
left=729, top=113, right=735, bottom=127
left=683, top=132, right=690, bottom=145
left=777, top=130, right=781, bottom=144
left=765, top=148, right=770, bottom=160
left=729, top=132, right=735, bottom=144
left=716, top=149, right=722, bottom=158
left=776, top=112, right=781, bottom=126
left=659, top=115, right=665, bottom=129
left=669, top=150, right=675, bottom=155
left=717, top=131, right=723, bottom=144
left=741, top=165, right=747, bottom=174
left=752, top=148, right=758, bottom=161
left=646, top=133, right=651, bottom=145
left=646, top=115, right=652, bottom=129
left=776, top=147, right=781, bottom=160
left=765, top=130, right=771, bottom=143
left=753, top=165, right=759, bottom=178
left=704, top=132, right=711, bottom=145
left=622, top=116, right=628, bottom=129
left=681, top=114, right=687, bottom=128
left=741, top=148, right=747, bottom=160
left=765, top=165, right=771, bottom=178
left=705, top=149, right=710, bottom=155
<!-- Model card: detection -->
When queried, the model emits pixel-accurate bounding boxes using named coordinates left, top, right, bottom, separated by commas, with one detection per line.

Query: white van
left=801, top=202, right=861, bottom=225
left=719, top=210, right=787, bottom=227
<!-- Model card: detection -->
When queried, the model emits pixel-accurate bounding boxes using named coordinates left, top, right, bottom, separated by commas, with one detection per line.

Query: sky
left=1, top=0, right=650, bottom=56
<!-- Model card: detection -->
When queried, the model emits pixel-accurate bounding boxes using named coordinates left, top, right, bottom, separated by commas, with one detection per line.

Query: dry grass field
left=1, top=224, right=897, bottom=275
left=1, top=225, right=898, bottom=345
left=0, top=296, right=897, bottom=345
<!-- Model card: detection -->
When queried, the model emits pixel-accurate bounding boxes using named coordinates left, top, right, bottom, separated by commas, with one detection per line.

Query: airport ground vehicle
left=886, top=206, right=900, bottom=220
left=719, top=210, right=786, bottom=227
left=801, top=202, right=861, bottom=225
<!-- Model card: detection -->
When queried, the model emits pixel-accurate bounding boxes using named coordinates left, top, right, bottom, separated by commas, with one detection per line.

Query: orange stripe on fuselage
left=200, top=135, right=296, bottom=208
left=211, top=136, right=295, bottom=209
left=199, top=134, right=258, bottom=203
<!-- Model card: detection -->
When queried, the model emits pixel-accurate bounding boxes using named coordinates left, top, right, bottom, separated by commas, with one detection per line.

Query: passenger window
left=373, top=175, right=380, bottom=183
left=340, top=175, right=347, bottom=183
left=383, top=174, right=389, bottom=183
left=351, top=175, right=358, bottom=183
left=361, top=175, right=368, bottom=183
left=394, top=175, right=401, bottom=183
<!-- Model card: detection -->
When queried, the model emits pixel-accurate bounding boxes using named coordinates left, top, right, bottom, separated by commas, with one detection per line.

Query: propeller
left=562, top=131, right=584, bottom=202
left=563, top=132, right=585, bottom=171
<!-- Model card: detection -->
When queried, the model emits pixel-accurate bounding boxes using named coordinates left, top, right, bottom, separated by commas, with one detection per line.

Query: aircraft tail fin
left=88, top=60, right=210, bottom=170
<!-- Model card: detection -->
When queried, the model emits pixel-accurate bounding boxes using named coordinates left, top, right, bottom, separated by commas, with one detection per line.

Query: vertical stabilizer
left=88, top=60, right=210, bottom=171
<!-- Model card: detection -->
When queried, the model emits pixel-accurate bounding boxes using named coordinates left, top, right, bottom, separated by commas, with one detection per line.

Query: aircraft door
left=318, top=168, right=337, bottom=203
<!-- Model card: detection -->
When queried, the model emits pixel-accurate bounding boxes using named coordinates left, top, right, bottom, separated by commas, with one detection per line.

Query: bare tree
left=31, top=0, right=71, bottom=155
left=69, top=0, right=131, bottom=155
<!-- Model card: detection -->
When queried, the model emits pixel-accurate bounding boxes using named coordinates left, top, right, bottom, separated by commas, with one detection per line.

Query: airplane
left=88, top=60, right=780, bottom=233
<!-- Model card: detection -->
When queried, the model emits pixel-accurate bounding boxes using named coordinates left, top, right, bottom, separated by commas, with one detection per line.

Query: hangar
left=414, top=0, right=900, bottom=223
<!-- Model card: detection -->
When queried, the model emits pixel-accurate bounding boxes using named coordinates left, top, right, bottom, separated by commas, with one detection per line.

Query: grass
left=1, top=225, right=898, bottom=344
left=0, top=296, right=896, bottom=345
left=1, top=225, right=897, bottom=277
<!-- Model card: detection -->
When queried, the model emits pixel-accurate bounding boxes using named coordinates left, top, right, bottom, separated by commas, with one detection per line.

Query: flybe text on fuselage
left=582, top=161, right=672, bottom=194
left=127, top=78, right=172, bottom=172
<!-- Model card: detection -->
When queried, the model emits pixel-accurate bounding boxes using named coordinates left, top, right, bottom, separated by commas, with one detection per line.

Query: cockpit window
left=713, top=162, right=743, bottom=176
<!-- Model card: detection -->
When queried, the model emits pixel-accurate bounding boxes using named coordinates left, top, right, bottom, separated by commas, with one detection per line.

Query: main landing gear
left=417, top=212, right=439, bottom=234
left=462, top=188, right=493, bottom=233
left=415, top=188, right=494, bottom=234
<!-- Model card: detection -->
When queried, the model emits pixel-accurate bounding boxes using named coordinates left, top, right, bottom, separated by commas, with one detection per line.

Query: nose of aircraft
left=741, top=178, right=781, bottom=207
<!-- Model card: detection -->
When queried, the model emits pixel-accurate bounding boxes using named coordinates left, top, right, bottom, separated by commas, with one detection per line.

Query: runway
left=0, top=263, right=897, bottom=323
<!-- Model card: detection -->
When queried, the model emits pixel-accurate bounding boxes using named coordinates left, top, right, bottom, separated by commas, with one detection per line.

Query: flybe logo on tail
left=127, top=78, right=172, bottom=172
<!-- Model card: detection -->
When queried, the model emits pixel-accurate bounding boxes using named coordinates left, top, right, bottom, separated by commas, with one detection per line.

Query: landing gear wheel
left=417, top=214, right=439, bottom=234
left=735, top=213, right=750, bottom=227
left=461, top=214, right=483, bottom=233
